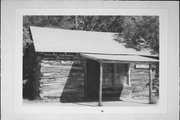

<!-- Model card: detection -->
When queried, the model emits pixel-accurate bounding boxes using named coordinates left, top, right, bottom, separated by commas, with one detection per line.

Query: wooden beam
left=149, top=64, right=153, bottom=104
left=128, top=64, right=131, bottom=86
left=102, top=60, right=154, bottom=64
left=34, top=54, right=43, bottom=99
left=98, top=61, right=103, bottom=106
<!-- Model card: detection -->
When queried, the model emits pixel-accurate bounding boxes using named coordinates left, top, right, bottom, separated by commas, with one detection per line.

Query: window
left=103, top=63, right=130, bottom=87
left=103, top=63, right=113, bottom=86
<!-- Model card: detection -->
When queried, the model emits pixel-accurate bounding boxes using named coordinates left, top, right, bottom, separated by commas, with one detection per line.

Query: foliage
left=120, top=16, right=159, bottom=54
left=145, top=63, right=159, bottom=97
left=152, top=63, right=159, bottom=96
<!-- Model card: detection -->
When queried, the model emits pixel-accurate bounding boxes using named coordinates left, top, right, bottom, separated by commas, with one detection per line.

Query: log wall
left=35, top=55, right=154, bottom=102
left=39, top=59, right=85, bottom=102
left=129, top=63, right=152, bottom=100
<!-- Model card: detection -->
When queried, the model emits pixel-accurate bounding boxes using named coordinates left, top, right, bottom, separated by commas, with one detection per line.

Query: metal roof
left=80, top=53, right=158, bottom=63
left=30, top=26, right=157, bottom=57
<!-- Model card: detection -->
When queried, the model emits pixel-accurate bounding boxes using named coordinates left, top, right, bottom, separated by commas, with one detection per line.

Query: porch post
left=98, top=61, right=103, bottom=106
left=128, top=63, right=131, bottom=86
left=149, top=63, right=153, bottom=104
left=113, top=63, right=117, bottom=86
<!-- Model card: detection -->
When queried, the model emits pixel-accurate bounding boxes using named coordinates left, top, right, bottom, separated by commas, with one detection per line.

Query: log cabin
left=23, top=26, right=159, bottom=106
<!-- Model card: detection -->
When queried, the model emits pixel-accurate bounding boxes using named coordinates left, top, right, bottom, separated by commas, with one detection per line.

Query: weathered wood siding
left=129, top=63, right=152, bottom=100
left=39, top=59, right=85, bottom=102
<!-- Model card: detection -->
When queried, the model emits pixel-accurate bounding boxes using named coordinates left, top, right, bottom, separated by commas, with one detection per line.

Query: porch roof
left=80, top=53, right=158, bottom=63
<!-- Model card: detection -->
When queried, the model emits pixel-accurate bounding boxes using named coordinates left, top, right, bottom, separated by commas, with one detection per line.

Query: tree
left=117, top=16, right=159, bottom=55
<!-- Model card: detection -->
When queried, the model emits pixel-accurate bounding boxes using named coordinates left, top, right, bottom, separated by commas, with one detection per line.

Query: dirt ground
left=23, top=97, right=158, bottom=107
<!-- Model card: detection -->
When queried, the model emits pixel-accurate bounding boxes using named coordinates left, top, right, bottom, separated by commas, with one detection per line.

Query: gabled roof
left=30, top=26, right=157, bottom=57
